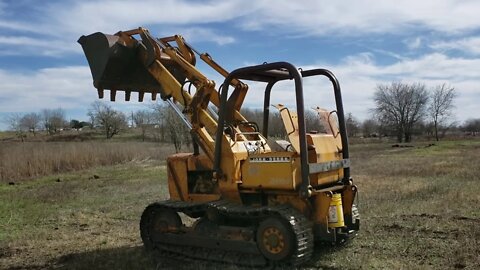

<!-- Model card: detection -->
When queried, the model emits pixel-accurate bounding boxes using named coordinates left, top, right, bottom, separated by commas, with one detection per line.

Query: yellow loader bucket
left=78, top=32, right=186, bottom=101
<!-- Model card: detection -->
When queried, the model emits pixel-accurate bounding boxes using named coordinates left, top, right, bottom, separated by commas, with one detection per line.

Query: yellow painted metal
left=341, top=183, right=357, bottom=216
left=268, top=194, right=311, bottom=217
left=134, top=30, right=267, bottom=197
left=328, top=193, right=345, bottom=228
left=275, top=104, right=301, bottom=152
left=167, top=153, right=190, bottom=201
left=307, top=134, right=344, bottom=185
left=167, top=153, right=221, bottom=202
left=273, top=104, right=343, bottom=185
left=241, top=152, right=299, bottom=190
left=313, top=191, right=332, bottom=226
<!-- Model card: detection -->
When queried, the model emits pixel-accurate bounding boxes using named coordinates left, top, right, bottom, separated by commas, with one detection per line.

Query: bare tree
left=361, top=118, right=379, bottom=137
left=88, top=101, right=127, bottom=139
left=151, top=103, right=191, bottom=152
left=41, top=108, right=67, bottom=135
left=166, top=108, right=188, bottom=152
left=240, top=108, right=263, bottom=130
left=374, top=82, right=429, bottom=142
left=20, top=112, right=41, bottom=136
left=428, top=84, right=456, bottom=141
left=268, top=112, right=286, bottom=138
left=463, top=118, right=480, bottom=136
left=345, top=113, right=360, bottom=137
left=151, top=106, right=166, bottom=142
left=305, top=110, right=325, bottom=134
left=5, top=113, right=26, bottom=141
left=241, top=108, right=290, bottom=138
left=132, top=110, right=155, bottom=141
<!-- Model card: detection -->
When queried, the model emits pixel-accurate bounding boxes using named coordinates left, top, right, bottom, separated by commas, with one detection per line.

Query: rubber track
left=145, top=200, right=314, bottom=268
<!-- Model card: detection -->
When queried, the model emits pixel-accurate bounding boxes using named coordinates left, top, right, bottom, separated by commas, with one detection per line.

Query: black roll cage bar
left=215, top=62, right=349, bottom=198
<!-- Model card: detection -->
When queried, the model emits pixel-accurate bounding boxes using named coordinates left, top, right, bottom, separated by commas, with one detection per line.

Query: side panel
left=167, top=153, right=221, bottom=202
left=240, top=152, right=299, bottom=190
left=307, top=134, right=343, bottom=186
left=167, top=153, right=190, bottom=201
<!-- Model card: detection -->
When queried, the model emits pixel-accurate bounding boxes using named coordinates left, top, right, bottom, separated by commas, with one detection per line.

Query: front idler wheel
left=140, top=204, right=182, bottom=250
left=256, top=217, right=295, bottom=262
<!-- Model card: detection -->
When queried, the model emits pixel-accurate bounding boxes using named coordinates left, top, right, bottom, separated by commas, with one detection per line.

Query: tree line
left=3, top=81, right=480, bottom=147
left=5, top=108, right=72, bottom=141
left=373, top=82, right=458, bottom=142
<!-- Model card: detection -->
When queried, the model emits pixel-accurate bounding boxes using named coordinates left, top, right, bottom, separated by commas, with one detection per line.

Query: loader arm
left=79, top=28, right=254, bottom=167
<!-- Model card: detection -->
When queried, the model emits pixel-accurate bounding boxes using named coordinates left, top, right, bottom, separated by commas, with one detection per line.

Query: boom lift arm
left=79, top=27, right=258, bottom=169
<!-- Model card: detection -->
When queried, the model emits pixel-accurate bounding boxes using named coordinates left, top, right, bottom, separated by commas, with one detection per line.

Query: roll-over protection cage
left=215, top=62, right=350, bottom=198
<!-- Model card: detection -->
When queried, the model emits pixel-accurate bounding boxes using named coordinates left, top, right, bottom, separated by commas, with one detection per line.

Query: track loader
left=79, top=28, right=359, bottom=267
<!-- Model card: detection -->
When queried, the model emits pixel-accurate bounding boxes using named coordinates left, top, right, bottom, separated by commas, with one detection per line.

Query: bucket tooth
left=125, top=91, right=131, bottom=101
left=97, top=88, right=104, bottom=99
left=110, top=90, right=117, bottom=101
left=138, top=92, right=144, bottom=102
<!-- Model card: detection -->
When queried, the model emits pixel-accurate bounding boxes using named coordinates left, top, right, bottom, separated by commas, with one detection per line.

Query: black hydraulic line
left=188, top=81, right=195, bottom=95
left=301, top=69, right=350, bottom=182
left=213, top=79, right=230, bottom=178
left=262, top=81, right=277, bottom=138
left=182, top=40, right=202, bottom=56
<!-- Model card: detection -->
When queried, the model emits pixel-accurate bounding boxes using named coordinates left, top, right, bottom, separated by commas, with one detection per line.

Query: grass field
left=0, top=141, right=175, bottom=183
left=1, top=140, right=479, bottom=269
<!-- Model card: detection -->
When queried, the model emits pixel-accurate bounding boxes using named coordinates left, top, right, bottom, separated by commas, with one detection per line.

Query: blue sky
left=1, top=0, right=479, bottom=130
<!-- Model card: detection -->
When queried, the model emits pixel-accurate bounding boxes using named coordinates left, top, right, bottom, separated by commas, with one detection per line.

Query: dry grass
left=0, top=162, right=169, bottom=269
left=0, top=139, right=479, bottom=269
left=322, top=139, right=480, bottom=269
left=0, top=142, right=175, bottom=183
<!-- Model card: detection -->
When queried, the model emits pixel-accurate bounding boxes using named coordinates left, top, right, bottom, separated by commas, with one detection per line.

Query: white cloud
left=0, top=0, right=479, bottom=126
left=243, top=0, right=480, bottom=36
left=0, top=36, right=78, bottom=56
left=7, top=1, right=480, bottom=41
left=0, top=50, right=478, bottom=130
left=0, top=66, right=93, bottom=112
left=2, top=1, right=480, bottom=57
left=42, top=0, right=247, bottom=38
left=404, top=37, right=422, bottom=50
left=0, top=0, right=241, bottom=55
left=323, top=53, right=479, bottom=121
left=0, top=66, right=167, bottom=118
left=159, top=27, right=235, bottom=46
left=0, top=20, right=36, bottom=32
left=430, top=37, right=480, bottom=55
left=234, top=52, right=479, bottom=121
